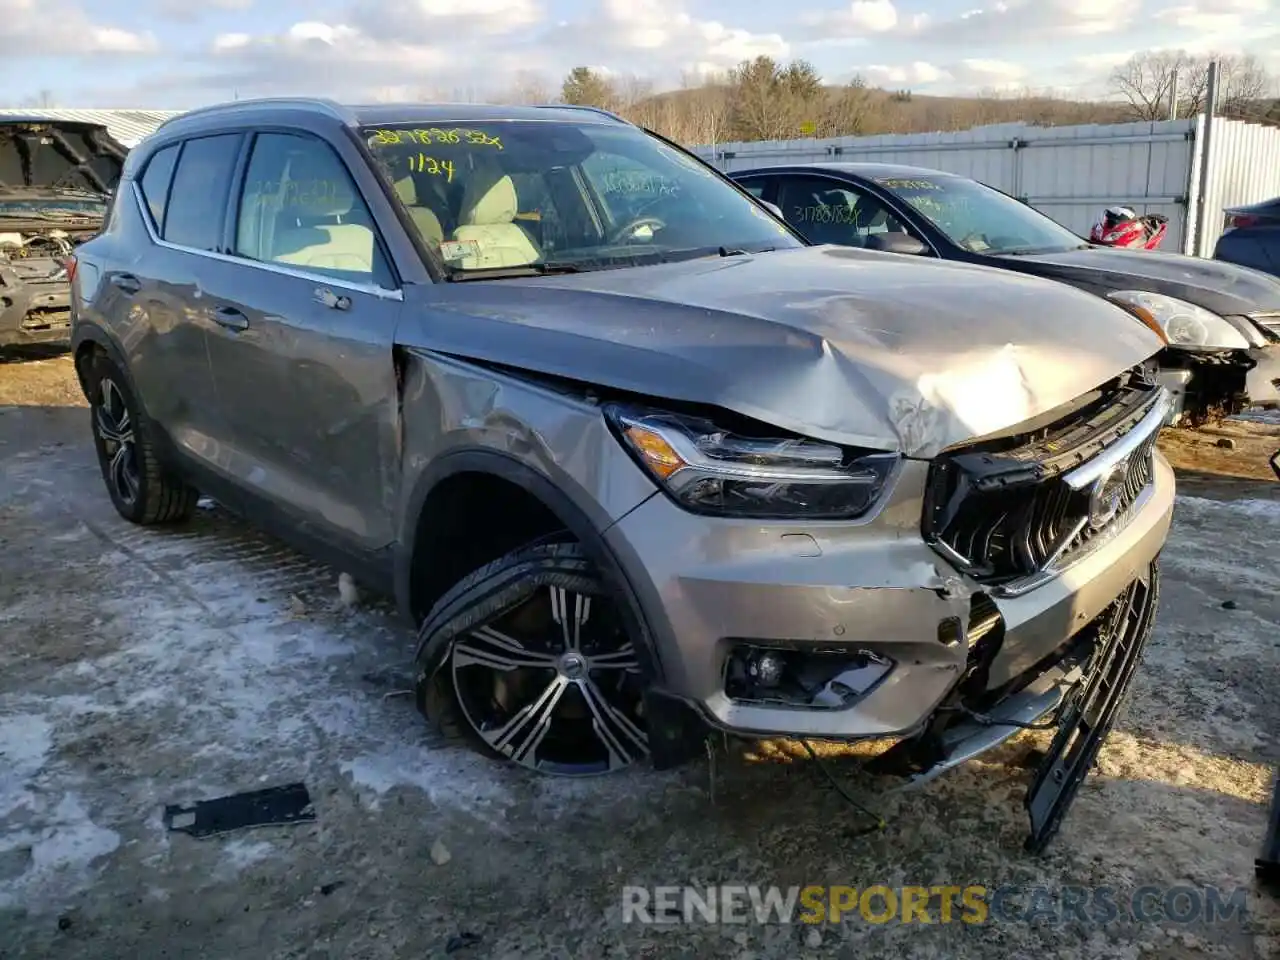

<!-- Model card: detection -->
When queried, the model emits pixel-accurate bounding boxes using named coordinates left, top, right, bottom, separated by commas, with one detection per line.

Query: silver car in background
left=69, top=98, right=1173, bottom=853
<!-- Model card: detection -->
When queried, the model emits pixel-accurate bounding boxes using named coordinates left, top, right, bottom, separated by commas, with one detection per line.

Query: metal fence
left=692, top=117, right=1280, bottom=258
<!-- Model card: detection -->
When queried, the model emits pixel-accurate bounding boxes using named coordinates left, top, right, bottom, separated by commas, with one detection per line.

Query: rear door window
left=137, top=143, right=179, bottom=232
left=162, top=134, right=243, bottom=251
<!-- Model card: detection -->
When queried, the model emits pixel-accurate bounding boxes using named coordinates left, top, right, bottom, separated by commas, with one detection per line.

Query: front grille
left=923, top=379, right=1164, bottom=589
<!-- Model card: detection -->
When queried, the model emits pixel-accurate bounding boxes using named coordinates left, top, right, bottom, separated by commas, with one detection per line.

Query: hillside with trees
left=525, top=51, right=1278, bottom=146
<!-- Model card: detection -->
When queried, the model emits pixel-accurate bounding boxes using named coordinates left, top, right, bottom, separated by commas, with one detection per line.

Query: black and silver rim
left=450, top=584, right=649, bottom=775
left=95, top=377, right=139, bottom=506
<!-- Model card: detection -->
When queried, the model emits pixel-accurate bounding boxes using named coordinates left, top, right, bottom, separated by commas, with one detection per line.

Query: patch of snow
left=0, top=794, right=120, bottom=910
left=1174, top=494, right=1280, bottom=521
left=216, top=838, right=279, bottom=877
left=1229, top=407, right=1280, bottom=425
left=0, top=715, right=52, bottom=817
left=339, top=744, right=512, bottom=830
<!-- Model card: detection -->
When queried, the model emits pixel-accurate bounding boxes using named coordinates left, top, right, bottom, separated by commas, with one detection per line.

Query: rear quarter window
left=162, top=134, right=243, bottom=251
left=137, top=143, right=179, bottom=232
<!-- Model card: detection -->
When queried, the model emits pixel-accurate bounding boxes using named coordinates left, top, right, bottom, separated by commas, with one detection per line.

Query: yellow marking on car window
left=368, top=129, right=503, bottom=149
left=408, top=155, right=455, bottom=181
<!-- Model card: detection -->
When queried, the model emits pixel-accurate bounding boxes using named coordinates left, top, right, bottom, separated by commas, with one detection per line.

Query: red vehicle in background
left=1090, top=205, right=1169, bottom=250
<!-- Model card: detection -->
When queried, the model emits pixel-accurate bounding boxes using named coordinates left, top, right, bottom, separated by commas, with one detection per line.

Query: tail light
left=1225, top=213, right=1262, bottom=231
left=64, top=255, right=77, bottom=283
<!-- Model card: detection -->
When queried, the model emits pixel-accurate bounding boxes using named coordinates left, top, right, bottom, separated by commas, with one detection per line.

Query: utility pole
left=1169, top=66, right=1179, bottom=121
left=1194, top=60, right=1220, bottom=257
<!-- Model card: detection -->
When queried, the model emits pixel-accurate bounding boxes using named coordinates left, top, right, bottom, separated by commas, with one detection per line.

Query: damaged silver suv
left=69, top=98, right=1175, bottom=853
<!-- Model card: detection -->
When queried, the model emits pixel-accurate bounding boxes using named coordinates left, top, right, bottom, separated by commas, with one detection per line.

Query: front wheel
left=415, top=540, right=651, bottom=776
left=88, top=357, right=199, bottom=525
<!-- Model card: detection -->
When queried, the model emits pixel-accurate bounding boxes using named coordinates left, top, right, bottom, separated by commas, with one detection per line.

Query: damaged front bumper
left=0, top=256, right=73, bottom=348
left=608, top=383, right=1174, bottom=849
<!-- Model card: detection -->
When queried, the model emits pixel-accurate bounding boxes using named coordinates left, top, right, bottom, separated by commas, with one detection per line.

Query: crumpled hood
left=1000, top=246, right=1280, bottom=316
left=398, top=245, right=1164, bottom=458
left=0, top=120, right=125, bottom=197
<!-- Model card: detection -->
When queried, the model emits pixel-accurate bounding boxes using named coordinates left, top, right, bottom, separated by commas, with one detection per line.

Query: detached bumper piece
left=1259, top=771, right=1280, bottom=890
left=1023, top=561, right=1160, bottom=854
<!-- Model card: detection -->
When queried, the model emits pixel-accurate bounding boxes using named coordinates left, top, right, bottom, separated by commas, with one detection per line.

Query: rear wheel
left=416, top=540, right=651, bottom=775
left=88, top=357, right=198, bottom=525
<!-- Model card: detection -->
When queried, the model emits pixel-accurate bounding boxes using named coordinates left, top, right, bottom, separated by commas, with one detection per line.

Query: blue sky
left=1, top=0, right=1277, bottom=108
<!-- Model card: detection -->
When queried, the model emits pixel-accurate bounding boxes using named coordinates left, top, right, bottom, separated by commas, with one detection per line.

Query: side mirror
left=864, top=232, right=929, bottom=256
left=762, top=200, right=785, bottom=220
left=1271, top=448, right=1279, bottom=481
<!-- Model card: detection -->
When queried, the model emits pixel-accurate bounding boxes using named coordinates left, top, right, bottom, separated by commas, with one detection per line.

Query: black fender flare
left=70, top=322, right=137, bottom=407
left=394, top=447, right=667, bottom=684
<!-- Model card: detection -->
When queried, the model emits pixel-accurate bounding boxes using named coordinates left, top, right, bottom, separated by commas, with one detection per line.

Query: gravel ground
left=1, top=353, right=1278, bottom=960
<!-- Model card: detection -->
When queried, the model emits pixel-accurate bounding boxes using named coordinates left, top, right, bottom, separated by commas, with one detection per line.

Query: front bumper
left=0, top=261, right=72, bottom=348
left=606, top=451, right=1175, bottom=741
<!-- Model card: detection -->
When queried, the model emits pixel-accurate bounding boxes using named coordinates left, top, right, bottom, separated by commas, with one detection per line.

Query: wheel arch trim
left=395, top=447, right=667, bottom=683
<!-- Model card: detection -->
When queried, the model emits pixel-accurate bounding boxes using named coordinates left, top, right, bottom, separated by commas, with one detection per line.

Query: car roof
left=155, top=97, right=630, bottom=137
left=733, top=161, right=960, bottom=181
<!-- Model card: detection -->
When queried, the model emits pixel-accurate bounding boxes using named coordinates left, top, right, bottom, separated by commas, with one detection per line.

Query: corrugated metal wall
left=693, top=117, right=1280, bottom=258
left=1192, top=119, right=1280, bottom=258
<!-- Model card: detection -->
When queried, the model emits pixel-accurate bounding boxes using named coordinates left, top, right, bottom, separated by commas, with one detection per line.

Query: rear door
left=201, top=129, right=404, bottom=555
left=77, top=135, right=239, bottom=466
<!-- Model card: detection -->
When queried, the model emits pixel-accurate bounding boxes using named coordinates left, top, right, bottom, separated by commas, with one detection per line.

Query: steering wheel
left=609, top=215, right=667, bottom=245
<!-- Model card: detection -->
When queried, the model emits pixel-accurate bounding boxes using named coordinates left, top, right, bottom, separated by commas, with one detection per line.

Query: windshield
left=875, top=174, right=1086, bottom=255
left=360, top=120, right=801, bottom=275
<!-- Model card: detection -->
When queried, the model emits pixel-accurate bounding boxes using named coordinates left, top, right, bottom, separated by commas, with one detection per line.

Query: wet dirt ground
left=2, top=351, right=1279, bottom=960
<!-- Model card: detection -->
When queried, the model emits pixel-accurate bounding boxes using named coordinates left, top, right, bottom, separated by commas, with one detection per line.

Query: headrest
left=394, top=175, right=417, bottom=205
left=281, top=150, right=355, bottom=218
left=459, top=168, right=518, bottom=227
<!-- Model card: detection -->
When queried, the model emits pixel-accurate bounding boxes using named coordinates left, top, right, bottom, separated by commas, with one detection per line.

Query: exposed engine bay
left=0, top=227, right=97, bottom=346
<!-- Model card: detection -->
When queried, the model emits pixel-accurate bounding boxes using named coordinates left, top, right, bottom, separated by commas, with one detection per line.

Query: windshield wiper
left=0, top=209, right=100, bottom=221
left=444, top=261, right=583, bottom=282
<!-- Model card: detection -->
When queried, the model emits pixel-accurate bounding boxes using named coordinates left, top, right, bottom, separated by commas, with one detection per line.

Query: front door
left=200, top=130, right=404, bottom=554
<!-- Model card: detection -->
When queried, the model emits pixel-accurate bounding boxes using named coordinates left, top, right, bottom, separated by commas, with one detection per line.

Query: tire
left=415, top=540, right=651, bottom=776
left=87, top=355, right=199, bottom=525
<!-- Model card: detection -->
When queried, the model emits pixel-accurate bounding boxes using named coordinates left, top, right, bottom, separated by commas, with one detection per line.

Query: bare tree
left=1110, top=51, right=1274, bottom=120
left=501, top=70, right=553, bottom=104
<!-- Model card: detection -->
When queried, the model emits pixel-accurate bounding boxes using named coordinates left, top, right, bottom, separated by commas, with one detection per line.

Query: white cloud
left=0, top=0, right=157, bottom=57
left=803, top=0, right=899, bottom=35
left=349, top=0, right=542, bottom=43
left=862, top=61, right=948, bottom=85
left=1156, top=0, right=1268, bottom=33
left=904, top=0, right=1132, bottom=45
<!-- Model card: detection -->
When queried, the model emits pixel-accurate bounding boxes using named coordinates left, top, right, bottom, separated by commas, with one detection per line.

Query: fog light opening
left=725, top=644, right=893, bottom=709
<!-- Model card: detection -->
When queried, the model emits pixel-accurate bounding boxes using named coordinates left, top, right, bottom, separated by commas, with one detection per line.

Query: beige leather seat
left=271, top=151, right=375, bottom=275
left=452, top=167, right=540, bottom=269
left=394, top=175, right=445, bottom=247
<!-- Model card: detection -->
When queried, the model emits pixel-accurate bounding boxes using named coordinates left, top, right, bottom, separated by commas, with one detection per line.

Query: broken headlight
left=606, top=404, right=899, bottom=519
left=1107, top=290, right=1250, bottom=351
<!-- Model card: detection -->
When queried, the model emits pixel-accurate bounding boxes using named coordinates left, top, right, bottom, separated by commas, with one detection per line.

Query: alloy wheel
left=94, top=377, right=140, bottom=507
left=450, top=584, right=649, bottom=775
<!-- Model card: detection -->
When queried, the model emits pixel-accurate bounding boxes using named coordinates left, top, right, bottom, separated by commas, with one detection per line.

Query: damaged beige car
left=70, top=99, right=1174, bottom=854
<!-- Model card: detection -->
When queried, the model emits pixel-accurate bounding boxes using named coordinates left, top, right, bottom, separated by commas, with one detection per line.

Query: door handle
left=111, top=273, right=141, bottom=294
left=212, top=305, right=250, bottom=332
left=313, top=287, right=352, bottom=311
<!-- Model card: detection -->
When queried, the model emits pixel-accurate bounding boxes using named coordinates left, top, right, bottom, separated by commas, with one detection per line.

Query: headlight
left=606, top=404, right=899, bottom=519
left=1107, top=290, right=1250, bottom=350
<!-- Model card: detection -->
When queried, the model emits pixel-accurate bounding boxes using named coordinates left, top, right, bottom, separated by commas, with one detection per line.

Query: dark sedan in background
left=731, top=162, right=1280, bottom=421
left=1214, top=195, right=1280, bottom=278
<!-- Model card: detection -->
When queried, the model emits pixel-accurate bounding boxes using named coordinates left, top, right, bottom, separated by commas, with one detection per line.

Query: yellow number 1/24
left=410, top=155, right=454, bottom=181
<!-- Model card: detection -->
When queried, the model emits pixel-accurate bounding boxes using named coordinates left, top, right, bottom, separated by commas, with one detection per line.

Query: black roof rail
left=533, top=103, right=630, bottom=124
left=157, top=97, right=352, bottom=130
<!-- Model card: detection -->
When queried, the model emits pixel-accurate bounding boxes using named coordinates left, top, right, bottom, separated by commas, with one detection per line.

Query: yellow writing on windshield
left=409, top=155, right=455, bottom=181
left=877, top=178, right=941, bottom=191
left=369, top=128, right=503, bottom=149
